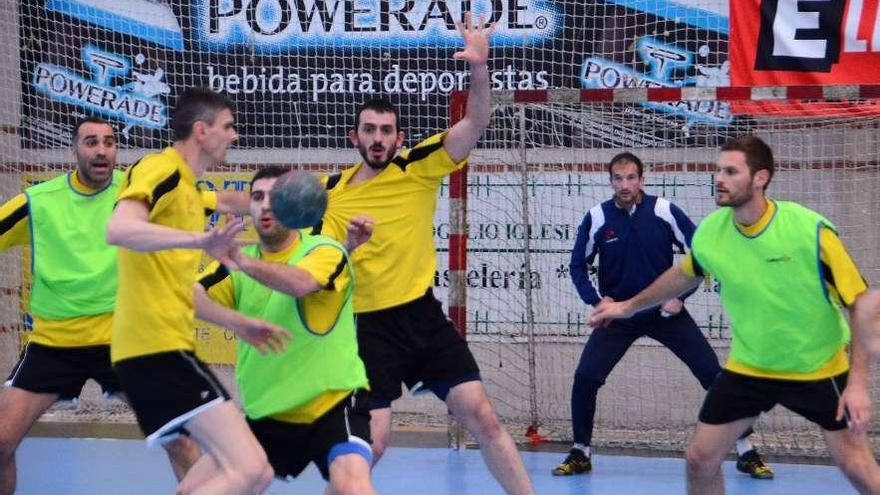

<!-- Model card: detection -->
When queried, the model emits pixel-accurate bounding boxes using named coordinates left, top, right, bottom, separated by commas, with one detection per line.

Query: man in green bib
left=589, top=135, right=880, bottom=495
left=0, top=116, right=201, bottom=494
left=195, top=167, right=377, bottom=494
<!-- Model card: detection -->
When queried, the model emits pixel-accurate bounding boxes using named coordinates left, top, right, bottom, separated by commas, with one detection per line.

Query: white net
left=433, top=93, right=880, bottom=456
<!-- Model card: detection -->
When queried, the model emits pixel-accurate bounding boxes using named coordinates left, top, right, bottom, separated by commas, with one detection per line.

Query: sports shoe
left=736, top=449, right=774, bottom=479
left=551, top=448, right=592, bottom=476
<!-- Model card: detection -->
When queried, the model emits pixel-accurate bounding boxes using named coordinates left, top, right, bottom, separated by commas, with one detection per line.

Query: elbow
left=105, top=223, right=122, bottom=247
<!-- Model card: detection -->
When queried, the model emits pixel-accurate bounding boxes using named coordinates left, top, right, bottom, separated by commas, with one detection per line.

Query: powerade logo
left=198, top=0, right=562, bottom=51
left=580, top=38, right=732, bottom=125
left=32, top=46, right=170, bottom=133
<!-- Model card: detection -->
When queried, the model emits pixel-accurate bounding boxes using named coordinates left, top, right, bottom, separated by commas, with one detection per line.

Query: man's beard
left=716, top=187, right=753, bottom=208
left=257, top=226, right=291, bottom=249
left=358, top=143, right=396, bottom=170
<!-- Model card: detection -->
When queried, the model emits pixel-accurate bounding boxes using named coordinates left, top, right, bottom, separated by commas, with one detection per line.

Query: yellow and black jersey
left=198, top=236, right=352, bottom=422
left=681, top=199, right=867, bottom=380
left=315, top=131, right=466, bottom=312
left=111, top=147, right=216, bottom=363
left=0, top=172, right=116, bottom=347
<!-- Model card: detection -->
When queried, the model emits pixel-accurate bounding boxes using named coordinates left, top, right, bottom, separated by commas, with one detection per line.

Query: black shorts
left=247, top=389, right=372, bottom=481
left=5, top=342, right=121, bottom=401
left=114, top=350, right=231, bottom=444
left=699, top=369, right=849, bottom=431
left=357, top=290, right=481, bottom=409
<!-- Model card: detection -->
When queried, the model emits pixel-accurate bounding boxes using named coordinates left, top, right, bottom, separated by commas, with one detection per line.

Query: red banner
left=730, top=0, right=880, bottom=115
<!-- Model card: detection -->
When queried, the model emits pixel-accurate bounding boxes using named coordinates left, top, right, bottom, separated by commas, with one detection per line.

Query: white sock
left=572, top=443, right=590, bottom=457
left=736, top=438, right=753, bottom=456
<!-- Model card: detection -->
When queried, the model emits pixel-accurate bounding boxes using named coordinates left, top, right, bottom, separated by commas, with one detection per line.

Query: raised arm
left=443, top=14, right=494, bottom=163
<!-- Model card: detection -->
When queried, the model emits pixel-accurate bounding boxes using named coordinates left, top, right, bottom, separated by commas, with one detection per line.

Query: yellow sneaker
left=551, top=449, right=592, bottom=476
left=736, top=449, right=774, bottom=479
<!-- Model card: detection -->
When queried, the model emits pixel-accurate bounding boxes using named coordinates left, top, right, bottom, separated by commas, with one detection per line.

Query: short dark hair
left=607, top=152, right=644, bottom=178
left=171, top=87, right=234, bottom=141
left=354, top=98, right=399, bottom=132
left=720, top=135, right=775, bottom=190
left=250, top=166, right=289, bottom=188
left=72, top=116, right=113, bottom=144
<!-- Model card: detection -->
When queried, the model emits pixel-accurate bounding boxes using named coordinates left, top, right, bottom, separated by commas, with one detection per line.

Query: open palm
left=453, top=13, right=495, bottom=66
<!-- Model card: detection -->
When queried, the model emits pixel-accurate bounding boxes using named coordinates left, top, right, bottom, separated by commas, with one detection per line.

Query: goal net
left=435, top=86, right=880, bottom=457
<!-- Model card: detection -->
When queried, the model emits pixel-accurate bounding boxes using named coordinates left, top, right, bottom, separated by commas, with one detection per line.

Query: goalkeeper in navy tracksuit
left=552, top=152, right=773, bottom=479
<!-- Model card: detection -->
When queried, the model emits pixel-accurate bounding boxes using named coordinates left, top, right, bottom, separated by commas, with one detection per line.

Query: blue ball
left=269, top=171, right=328, bottom=229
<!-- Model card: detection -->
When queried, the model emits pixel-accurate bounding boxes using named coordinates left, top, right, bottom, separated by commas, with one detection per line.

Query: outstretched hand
left=588, top=298, right=633, bottom=328
left=453, top=13, right=495, bottom=66
left=344, top=215, right=375, bottom=252
left=238, top=318, right=291, bottom=355
left=201, top=216, right=254, bottom=270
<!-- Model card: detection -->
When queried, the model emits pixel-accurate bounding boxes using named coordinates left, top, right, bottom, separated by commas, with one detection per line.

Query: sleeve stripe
left=199, top=264, right=230, bottom=290
left=151, top=170, right=181, bottom=208
left=585, top=205, right=604, bottom=259
left=654, top=198, right=688, bottom=252
left=325, top=255, right=348, bottom=291
left=820, top=260, right=837, bottom=296
left=391, top=140, right=445, bottom=171
left=325, top=173, right=343, bottom=191
left=125, top=158, right=141, bottom=183
left=0, top=203, right=28, bottom=237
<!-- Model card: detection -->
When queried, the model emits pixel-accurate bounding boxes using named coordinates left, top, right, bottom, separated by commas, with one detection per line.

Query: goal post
left=445, top=84, right=880, bottom=456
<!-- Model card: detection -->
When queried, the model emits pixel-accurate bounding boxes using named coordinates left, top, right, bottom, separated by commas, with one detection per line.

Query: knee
left=0, top=431, right=18, bottom=459
left=232, top=455, right=274, bottom=492
left=685, top=444, right=721, bottom=478
left=258, top=462, right=275, bottom=488
left=330, top=470, right=373, bottom=495
left=572, top=368, right=604, bottom=393
left=464, top=400, right=504, bottom=440
left=330, top=476, right=373, bottom=495
left=329, top=455, right=374, bottom=495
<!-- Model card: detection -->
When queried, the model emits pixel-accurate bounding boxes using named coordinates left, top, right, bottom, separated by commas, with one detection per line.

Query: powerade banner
left=729, top=0, right=880, bottom=115
left=20, top=1, right=735, bottom=149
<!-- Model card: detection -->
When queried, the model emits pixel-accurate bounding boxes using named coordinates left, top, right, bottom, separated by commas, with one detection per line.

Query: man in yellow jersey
left=107, top=88, right=287, bottom=495
left=0, top=116, right=203, bottom=494
left=313, top=16, right=534, bottom=495
left=590, top=135, right=880, bottom=495
left=195, top=167, right=376, bottom=495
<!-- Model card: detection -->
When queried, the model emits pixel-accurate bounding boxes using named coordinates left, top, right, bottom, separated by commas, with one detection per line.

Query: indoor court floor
left=16, top=437, right=853, bottom=494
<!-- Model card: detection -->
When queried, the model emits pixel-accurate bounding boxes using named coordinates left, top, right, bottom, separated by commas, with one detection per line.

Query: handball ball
left=269, top=171, right=328, bottom=229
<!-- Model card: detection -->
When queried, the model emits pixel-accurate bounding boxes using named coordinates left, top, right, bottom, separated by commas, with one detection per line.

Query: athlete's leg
left=824, top=427, right=880, bottom=494
left=446, top=381, right=534, bottom=495
left=325, top=453, right=376, bottom=495
left=367, top=407, right=392, bottom=464
left=176, top=401, right=273, bottom=495
left=685, top=418, right=755, bottom=495
left=0, top=387, right=58, bottom=495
